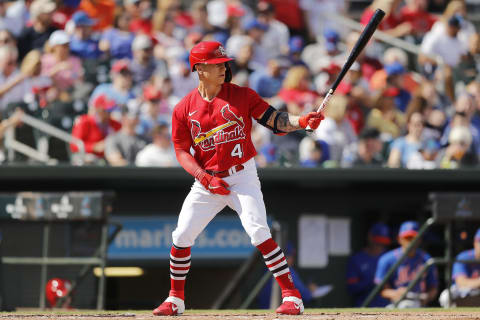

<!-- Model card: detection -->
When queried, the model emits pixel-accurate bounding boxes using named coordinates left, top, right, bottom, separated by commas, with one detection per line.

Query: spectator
left=300, top=0, right=346, bottom=42
left=438, top=125, right=478, bottom=169
left=135, top=124, right=177, bottom=167
left=288, top=35, right=306, bottom=66
left=263, top=0, right=305, bottom=36
left=249, top=56, right=288, bottom=98
left=243, top=19, right=269, bottom=70
left=429, top=0, right=476, bottom=53
left=278, top=65, right=318, bottom=115
left=189, top=0, right=214, bottom=35
left=135, top=84, right=170, bottom=139
left=41, top=30, right=83, bottom=91
left=387, top=112, right=425, bottom=168
left=456, top=33, right=480, bottom=86
left=366, top=88, right=406, bottom=142
left=69, top=11, right=102, bottom=59
left=78, top=0, right=115, bottom=31
left=360, top=0, right=411, bottom=38
left=126, top=0, right=153, bottom=35
left=370, top=47, right=419, bottom=94
left=99, top=9, right=135, bottom=60
left=374, top=221, right=438, bottom=308
left=341, top=128, right=383, bottom=168
left=314, top=95, right=356, bottom=164
left=0, top=0, right=23, bottom=37
left=347, top=223, right=391, bottom=307
left=169, top=53, right=198, bottom=99
left=406, top=138, right=442, bottom=169
left=344, top=31, right=382, bottom=81
left=130, top=33, right=156, bottom=86
left=0, top=29, right=16, bottom=48
left=257, top=1, right=289, bottom=58
left=71, top=94, right=121, bottom=161
left=420, top=13, right=466, bottom=68
left=17, top=0, right=57, bottom=60
left=399, top=0, right=437, bottom=43
left=228, top=36, right=254, bottom=85
left=0, top=47, right=46, bottom=111
left=105, top=108, right=146, bottom=166
left=383, top=62, right=412, bottom=113
left=298, top=136, right=325, bottom=167
left=302, top=28, right=344, bottom=76
left=89, top=59, right=135, bottom=109
left=439, top=227, right=480, bottom=307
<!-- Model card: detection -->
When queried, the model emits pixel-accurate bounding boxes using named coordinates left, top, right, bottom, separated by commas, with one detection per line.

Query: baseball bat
left=306, top=8, right=385, bottom=131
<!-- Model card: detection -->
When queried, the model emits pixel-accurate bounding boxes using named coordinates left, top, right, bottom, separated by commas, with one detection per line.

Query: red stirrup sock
left=256, top=238, right=300, bottom=298
left=169, top=245, right=191, bottom=300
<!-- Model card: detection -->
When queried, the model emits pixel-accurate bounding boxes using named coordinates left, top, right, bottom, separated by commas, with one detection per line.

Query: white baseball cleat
left=276, top=296, right=304, bottom=315
left=153, top=296, right=185, bottom=316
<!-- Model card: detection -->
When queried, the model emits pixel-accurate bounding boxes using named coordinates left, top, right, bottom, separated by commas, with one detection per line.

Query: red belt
left=207, top=164, right=244, bottom=178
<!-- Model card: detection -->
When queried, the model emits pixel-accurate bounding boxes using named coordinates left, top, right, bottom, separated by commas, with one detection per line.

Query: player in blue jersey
left=346, top=223, right=391, bottom=307
left=374, top=221, right=438, bottom=308
left=439, top=228, right=480, bottom=307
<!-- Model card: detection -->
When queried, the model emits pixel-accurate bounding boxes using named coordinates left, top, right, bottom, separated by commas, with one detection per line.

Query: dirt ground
left=3, top=311, right=480, bottom=320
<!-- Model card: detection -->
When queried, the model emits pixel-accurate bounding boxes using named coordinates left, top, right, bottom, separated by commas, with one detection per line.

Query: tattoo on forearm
left=266, top=111, right=301, bottom=132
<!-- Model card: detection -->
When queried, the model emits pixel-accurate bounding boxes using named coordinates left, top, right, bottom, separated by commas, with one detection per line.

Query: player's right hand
left=200, top=174, right=230, bottom=195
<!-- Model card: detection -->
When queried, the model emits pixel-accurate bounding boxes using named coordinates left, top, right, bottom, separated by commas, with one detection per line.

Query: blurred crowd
left=1, top=0, right=480, bottom=168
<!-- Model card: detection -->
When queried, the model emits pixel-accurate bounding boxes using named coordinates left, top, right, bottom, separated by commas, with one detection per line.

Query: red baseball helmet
left=189, top=41, right=233, bottom=72
left=46, top=278, right=72, bottom=308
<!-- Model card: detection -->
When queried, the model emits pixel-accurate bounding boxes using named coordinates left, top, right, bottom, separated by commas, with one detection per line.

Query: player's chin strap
left=257, top=106, right=287, bottom=135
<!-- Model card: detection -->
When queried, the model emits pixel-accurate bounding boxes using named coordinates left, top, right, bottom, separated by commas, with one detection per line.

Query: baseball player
left=152, top=41, right=324, bottom=316
left=374, top=221, right=438, bottom=308
left=439, top=227, right=480, bottom=307
left=346, top=223, right=391, bottom=307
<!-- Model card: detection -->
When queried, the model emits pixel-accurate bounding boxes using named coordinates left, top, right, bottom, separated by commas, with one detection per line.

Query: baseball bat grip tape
left=305, top=89, right=333, bottom=132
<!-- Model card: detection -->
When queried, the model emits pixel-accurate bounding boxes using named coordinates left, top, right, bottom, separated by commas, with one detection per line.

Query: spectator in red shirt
left=399, top=0, right=437, bottom=43
left=264, top=0, right=305, bottom=36
left=71, top=94, right=121, bottom=162
left=278, top=65, right=318, bottom=115
left=361, top=0, right=412, bottom=38
left=126, top=0, right=153, bottom=35
left=345, top=31, right=383, bottom=81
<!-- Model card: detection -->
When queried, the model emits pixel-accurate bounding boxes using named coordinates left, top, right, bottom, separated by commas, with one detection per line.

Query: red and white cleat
left=153, top=296, right=185, bottom=316
left=276, top=296, right=304, bottom=315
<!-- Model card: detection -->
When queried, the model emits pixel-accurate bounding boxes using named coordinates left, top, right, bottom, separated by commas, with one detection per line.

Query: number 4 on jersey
left=231, top=143, right=243, bottom=158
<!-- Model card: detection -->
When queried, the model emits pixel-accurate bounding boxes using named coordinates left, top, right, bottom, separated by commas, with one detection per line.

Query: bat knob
left=305, top=126, right=313, bottom=133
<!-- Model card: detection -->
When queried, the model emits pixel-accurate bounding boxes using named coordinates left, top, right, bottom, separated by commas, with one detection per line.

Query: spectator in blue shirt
left=385, top=62, right=411, bottom=113
left=99, top=10, right=134, bottom=60
left=69, top=11, right=102, bottom=59
left=249, top=56, right=289, bottom=98
left=346, top=222, right=391, bottom=307
left=374, top=221, right=438, bottom=308
left=89, top=59, right=136, bottom=109
left=439, top=227, right=480, bottom=307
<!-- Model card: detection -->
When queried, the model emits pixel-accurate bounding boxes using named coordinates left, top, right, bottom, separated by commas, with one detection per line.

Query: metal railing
left=4, top=113, right=86, bottom=165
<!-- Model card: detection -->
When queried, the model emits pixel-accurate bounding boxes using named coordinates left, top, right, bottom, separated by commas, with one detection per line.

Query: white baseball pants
left=172, top=158, right=272, bottom=247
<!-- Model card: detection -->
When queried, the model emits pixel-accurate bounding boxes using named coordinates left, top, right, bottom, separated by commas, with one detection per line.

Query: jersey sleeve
left=453, top=252, right=469, bottom=280
left=374, top=253, right=391, bottom=286
left=246, top=87, right=269, bottom=120
left=171, top=105, right=193, bottom=151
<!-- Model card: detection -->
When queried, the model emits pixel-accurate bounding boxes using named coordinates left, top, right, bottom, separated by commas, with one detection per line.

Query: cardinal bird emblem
left=221, top=104, right=244, bottom=128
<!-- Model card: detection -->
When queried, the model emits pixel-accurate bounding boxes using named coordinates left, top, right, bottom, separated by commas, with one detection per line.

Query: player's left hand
left=299, top=112, right=324, bottom=130
left=199, top=173, right=231, bottom=195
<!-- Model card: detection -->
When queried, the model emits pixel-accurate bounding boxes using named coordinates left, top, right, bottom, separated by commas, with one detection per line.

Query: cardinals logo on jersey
left=190, top=104, right=246, bottom=151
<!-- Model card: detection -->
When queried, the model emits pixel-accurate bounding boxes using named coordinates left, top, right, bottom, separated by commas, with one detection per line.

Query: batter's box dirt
left=4, top=310, right=480, bottom=320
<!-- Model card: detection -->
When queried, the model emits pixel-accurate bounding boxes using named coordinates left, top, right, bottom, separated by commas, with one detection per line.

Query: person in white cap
left=17, top=0, right=57, bottom=60
left=41, top=30, right=83, bottom=91
left=130, top=33, right=156, bottom=85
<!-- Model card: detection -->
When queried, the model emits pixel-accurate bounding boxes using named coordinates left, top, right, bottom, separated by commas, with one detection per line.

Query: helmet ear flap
left=225, top=63, right=232, bottom=83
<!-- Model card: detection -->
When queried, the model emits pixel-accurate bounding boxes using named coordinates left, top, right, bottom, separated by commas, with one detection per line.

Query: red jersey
left=399, top=8, right=437, bottom=35
left=71, top=114, right=121, bottom=158
left=361, top=7, right=400, bottom=31
left=172, top=83, right=269, bottom=172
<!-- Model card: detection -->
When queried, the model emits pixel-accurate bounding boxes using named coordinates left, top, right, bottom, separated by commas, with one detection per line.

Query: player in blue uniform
left=346, top=223, right=391, bottom=307
left=374, top=221, right=438, bottom=308
left=439, top=228, right=480, bottom=307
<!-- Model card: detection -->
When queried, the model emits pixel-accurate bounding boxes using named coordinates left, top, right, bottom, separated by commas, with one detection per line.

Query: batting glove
left=199, top=173, right=230, bottom=195
left=299, top=112, right=324, bottom=130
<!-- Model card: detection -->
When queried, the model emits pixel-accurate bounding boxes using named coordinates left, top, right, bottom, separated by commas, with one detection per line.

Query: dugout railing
left=363, top=192, right=480, bottom=308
